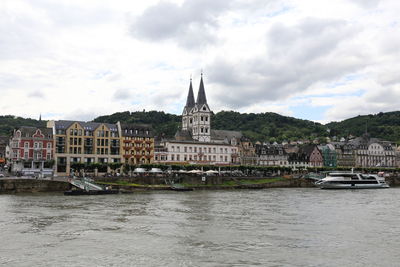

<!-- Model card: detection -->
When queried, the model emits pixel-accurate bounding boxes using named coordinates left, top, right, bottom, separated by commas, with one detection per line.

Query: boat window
left=351, top=175, right=359, bottom=180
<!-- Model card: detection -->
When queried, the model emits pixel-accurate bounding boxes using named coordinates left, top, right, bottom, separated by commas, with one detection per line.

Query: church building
left=154, top=74, right=243, bottom=165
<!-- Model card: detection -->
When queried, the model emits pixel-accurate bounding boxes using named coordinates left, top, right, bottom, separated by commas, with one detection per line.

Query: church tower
left=191, top=73, right=211, bottom=142
left=182, top=78, right=195, bottom=131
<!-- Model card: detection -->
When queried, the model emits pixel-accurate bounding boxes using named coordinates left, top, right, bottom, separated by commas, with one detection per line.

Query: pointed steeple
left=185, top=78, right=195, bottom=108
left=39, top=114, right=42, bottom=122
left=196, top=72, right=207, bottom=105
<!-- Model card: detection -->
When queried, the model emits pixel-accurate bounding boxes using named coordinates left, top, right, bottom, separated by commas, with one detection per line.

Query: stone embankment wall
left=384, top=176, right=400, bottom=186
left=0, top=179, right=70, bottom=193
left=96, top=176, right=316, bottom=189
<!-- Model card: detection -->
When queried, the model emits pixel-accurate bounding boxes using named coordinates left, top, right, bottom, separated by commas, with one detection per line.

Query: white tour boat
left=315, top=172, right=390, bottom=189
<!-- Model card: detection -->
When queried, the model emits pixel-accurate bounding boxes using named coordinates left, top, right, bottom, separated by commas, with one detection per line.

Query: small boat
left=64, top=189, right=120, bottom=195
left=170, top=184, right=194, bottom=191
left=315, top=172, right=389, bottom=189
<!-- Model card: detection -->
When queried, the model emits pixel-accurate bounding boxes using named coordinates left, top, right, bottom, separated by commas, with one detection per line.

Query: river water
left=1, top=188, right=400, bottom=267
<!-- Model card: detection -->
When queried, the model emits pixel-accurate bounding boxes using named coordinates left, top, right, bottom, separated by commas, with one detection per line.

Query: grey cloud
left=113, top=89, right=131, bottom=100
left=207, top=17, right=367, bottom=109
left=130, top=0, right=232, bottom=49
left=351, top=0, right=381, bottom=8
left=130, top=0, right=287, bottom=49
left=28, top=90, right=45, bottom=98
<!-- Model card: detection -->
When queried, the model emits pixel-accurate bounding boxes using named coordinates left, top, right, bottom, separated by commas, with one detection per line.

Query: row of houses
left=1, top=76, right=399, bottom=176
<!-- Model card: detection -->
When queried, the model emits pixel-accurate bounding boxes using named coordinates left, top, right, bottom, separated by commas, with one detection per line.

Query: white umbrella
left=149, top=168, right=163, bottom=173
left=133, top=168, right=146, bottom=173
left=188, top=169, right=203, bottom=174
left=205, top=170, right=218, bottom=174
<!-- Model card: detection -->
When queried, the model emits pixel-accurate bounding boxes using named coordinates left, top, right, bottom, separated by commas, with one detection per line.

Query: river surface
left=1, top=188, right=400, bottom=267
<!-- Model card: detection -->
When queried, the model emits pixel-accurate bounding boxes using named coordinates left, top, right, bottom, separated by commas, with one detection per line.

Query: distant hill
left=0, top=115, right=46, bottom=136
left=93, top=111, right=181, bottom=138
left=94, top=110, right=328, bottom=142
left=1, top=111, right=399, bottom=143
left=327, top=111, right=400, bottom=143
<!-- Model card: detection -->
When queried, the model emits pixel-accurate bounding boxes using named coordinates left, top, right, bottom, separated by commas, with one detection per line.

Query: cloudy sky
left=1, top=0, right=399, bottom=123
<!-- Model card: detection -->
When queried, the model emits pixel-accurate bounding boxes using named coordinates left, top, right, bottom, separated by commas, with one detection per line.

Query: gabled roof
left=14, top=126, right=52, bottom=137
left=185, top=79, right=195, bottom=109
left=121, top=123, right=153, bottom=137
left=211, top=130, right=242, bottom=142
left=175, top=129, right=193, bottom=141
left=196, top=74, right=207, bottom=106
left=54, top=120, right=118, bottom=132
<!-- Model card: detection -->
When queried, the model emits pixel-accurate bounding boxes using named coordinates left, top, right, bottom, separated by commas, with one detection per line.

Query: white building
left=155, top=75, right=241, bottom=165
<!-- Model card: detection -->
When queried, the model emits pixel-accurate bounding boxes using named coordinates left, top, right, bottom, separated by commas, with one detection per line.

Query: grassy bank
left=97, top=177, right=288, bottom=189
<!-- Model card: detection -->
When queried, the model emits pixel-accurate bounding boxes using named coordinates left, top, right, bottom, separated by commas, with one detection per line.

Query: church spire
left=185, top=78, right=195, bottom=108
left=196, top=72, right=207, bottom=105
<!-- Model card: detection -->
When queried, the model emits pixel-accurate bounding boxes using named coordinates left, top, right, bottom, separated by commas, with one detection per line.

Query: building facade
left=0, top=136, right=8, bottom=167
left=119, top=123, right=154, bottom=166
left=47, top=120, right=121, bottom=176
left=319, top=144, right=337, bottom=168
left=255, top=143, right=288, bottom=166
left=9, top=127, right=54, bottom=175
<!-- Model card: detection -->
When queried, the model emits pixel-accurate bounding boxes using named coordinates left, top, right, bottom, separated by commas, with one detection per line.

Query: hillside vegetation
left=94, top=110, right=328, bottom=142
left=326, top=111, right=400, bottom=143
left=1, top=111, right=399, bottom=143
left=0, top=115, right=46, bottom=136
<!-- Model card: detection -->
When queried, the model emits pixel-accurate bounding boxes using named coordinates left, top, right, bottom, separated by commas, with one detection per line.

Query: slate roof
left=175, top=129, right=193, bottom=141
left=15, top=126, right=52, bottom=137
left=185, top=79, right=195, bottom=109
left=121, top=123, right=153, bottom=137
left=211, top=130, right=242, bottom=142
left=196, top=75, right=207, bottom=106
left=54, top=120, right=118, bottom=132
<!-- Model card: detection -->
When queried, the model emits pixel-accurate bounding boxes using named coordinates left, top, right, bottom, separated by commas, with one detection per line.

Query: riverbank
left=0, top=176, right=314, bottom=193
left=0, top=178, right=70, bottom=193
left=96, top=177, right=315, bottom=191
left=2, top=175, right=400, bottom=193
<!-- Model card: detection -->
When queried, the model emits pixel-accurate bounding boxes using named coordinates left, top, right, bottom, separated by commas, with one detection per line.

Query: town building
left=287, top=144, right=323, bottom=169
left=255, top=143, right=288, bottom=166
left=8, top=127, right=54, bottom=176
left=119, top=122, right=154, bottom=166
left=239, top=137, right=257, bottom=165
left=319, top=144, right=337, bottom=168
left=0, top=136, right=8, bottom=167
left=47, top=120, right=121, bottom=176
left=331, top=142, right=356, bottom=167
left=154, top=75, right=242, bottom=165
left=351, top=135, right=396, bottom=168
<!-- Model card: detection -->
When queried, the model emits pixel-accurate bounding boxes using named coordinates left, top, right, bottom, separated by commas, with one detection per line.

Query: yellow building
left=47, top=120, right=121, bottom=176
left=118, top=122, right=154, bottom=166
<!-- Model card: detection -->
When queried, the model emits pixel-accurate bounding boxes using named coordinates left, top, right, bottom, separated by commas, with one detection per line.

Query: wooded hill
left=1, top=111, right=400, bottom=143
left=0, top=115, right=46, bottom=136
left=326, top=111, right=400, bottom=143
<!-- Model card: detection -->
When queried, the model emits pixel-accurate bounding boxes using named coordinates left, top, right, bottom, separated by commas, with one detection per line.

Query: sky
left=1, top=0, right=400, bottom=124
